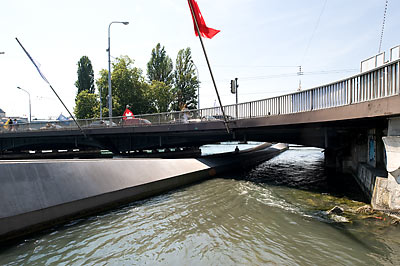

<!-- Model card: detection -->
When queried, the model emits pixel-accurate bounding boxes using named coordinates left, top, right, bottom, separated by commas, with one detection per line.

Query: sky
left=0, top=0, right=399, bottom=119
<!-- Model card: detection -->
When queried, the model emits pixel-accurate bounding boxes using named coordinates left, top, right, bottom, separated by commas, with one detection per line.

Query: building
left=0, top=108, right=5, bottom=118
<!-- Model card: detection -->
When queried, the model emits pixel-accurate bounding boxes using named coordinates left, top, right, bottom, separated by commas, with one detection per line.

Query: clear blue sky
left=1, top=0, right=399, bottom=119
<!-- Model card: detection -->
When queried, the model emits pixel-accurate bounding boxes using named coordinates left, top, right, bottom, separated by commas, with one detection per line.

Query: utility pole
left=297, top=66, right=303, bottom=91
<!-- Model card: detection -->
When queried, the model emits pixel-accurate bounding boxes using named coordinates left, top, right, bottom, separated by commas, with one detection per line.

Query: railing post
left=311, top=90, right=314, bottom=110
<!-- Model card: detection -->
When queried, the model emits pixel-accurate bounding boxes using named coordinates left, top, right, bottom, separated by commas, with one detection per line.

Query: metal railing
left=1, top=58, right=399, bottom=134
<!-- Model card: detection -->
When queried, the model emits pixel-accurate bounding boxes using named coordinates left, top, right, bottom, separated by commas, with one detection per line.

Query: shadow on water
left=231, top=154, right=367, bottom=203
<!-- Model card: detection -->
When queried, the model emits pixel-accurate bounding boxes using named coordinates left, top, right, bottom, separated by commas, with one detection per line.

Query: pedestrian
left=12, top=119, right=17, bottom=131
left=8, top=118, right=13, bottom=131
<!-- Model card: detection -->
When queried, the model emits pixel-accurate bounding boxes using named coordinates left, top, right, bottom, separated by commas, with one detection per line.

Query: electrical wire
left=301, top=0, right=328, bottom=64
left=201, top=68, right=358, bottom=83
left=378, top=0, right=389, bottom=53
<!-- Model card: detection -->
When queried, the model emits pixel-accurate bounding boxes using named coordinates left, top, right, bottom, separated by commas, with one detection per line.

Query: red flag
left=188, top=0, right=220, bottom=39
left=123, top=108, right=135, bottom=120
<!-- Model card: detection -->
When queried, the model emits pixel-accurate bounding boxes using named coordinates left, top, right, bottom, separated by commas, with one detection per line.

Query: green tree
left=75, top=56, right=95, bottom=94
left=146, top=81, right=174, bottom=113
left=147, top=43, right=173, bottom=86
left=74, top=90, right=99, bottom=119
left=96, top=56, right=150, bottom=116
left=173, top=48, right=199, bottom=111
left=96, top=69, right=109, bottom=115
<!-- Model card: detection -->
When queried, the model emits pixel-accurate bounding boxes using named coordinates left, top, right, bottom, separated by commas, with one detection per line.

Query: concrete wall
left=372, top=116, right=400, bottom=211
left=335, top=116, right=400, bottom=211
left=0, top=143, right=287, bottom=242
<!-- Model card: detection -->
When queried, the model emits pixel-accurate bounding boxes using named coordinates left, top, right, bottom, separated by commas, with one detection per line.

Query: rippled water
left=1, top=145, right=399, bottom=265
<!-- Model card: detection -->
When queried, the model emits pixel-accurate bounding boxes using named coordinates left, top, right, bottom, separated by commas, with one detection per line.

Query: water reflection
left=0, top=146, right=399, bottom=265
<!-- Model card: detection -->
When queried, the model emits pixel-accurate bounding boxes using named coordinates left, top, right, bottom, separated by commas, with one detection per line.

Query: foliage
left=74, top=90, right=99, bottom=119
left=146, top=81, right=174, bottom=113
left=96, top=56, right=150, bottom=116
left=75, top=56, right=95, bottom=94
left=172, top=48, right=199, bottom=111
left=96, top=69, right=109, bottom=114
left=147, top=43, right=174, bottom=86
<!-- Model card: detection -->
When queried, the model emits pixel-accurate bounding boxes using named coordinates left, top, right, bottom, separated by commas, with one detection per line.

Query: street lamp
left=107, top=21, right=129, bottom=118
left=17, top=86, right=31, bottom=122
left=191, top=60, right=200, bottom=109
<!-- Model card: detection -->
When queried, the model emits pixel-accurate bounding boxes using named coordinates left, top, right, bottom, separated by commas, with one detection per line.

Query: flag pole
left=15, top=37, right=87, bottom=138
left=188, top=0, right=230, bottom=134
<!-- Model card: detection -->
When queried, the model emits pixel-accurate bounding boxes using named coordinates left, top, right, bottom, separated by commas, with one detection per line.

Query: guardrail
left=1, top=58, right=399, bottom=134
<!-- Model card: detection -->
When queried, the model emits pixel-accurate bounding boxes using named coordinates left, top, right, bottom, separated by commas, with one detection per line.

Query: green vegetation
left=173, top=48, right=199, bottom=111
left=74, top=44, right=200, bottom=118
left=75, top=56, right=95, bottom=94
left=147, top=43, right=174, bottom=86
left=73, top=90, right=99, bottom=119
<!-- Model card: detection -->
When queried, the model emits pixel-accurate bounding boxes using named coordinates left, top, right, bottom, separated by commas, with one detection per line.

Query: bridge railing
left=1, top=58, right=399, bottom=133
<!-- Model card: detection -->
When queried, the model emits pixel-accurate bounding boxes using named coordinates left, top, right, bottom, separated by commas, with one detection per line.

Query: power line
left=200, top=68, right=358, bottom=83
left=301, top=0, right=328, bottom=64
left=202, top=64, right=299, bottom=69
left=378, top=0, right=389, bottom=53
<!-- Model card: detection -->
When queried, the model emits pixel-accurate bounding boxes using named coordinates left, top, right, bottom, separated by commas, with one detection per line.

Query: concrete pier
left=372, top=118, right=400, bottom=211
left=331, top=116, right=400, bottom=212
left=0, top=143, right=287, bottom=242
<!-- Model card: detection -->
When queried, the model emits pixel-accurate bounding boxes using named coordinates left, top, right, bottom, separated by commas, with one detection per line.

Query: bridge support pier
left=372, top=117, right=400, bottom=211
left=324, top=117, right=400, bottom=212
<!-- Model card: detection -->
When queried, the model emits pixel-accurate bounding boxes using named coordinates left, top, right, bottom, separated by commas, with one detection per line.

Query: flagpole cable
left=188, top=0, right=230, bottom=134
left=15, top=37, right=87, bottom=138
left=47, top=84, right=87, bottom=138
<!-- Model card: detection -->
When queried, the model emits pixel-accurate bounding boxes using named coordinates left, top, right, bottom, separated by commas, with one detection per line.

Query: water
left=1, top=145, right=399, bottom=265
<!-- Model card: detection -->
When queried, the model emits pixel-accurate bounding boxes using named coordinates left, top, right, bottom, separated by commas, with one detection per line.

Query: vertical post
left=235, top=78, right=238, bottom=119
left=108, top=23, right=112, bottom=119
left=28, top=93, right=31, bottom=123
left=99, top=87, right=102, bottom=120
left=107, top=21, right=129, bottom=119
left=188, top=0, right=230, bottom=133
left=17, top=86, right=31, bottom=123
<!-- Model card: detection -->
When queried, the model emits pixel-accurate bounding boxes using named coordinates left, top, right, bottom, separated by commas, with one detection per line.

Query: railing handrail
left=1, top=58, right=399, bottom=134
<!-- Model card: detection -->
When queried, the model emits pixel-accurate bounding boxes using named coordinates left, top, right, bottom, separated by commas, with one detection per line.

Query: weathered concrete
left=371, top=117, right=400, bottom=211
left=0, top=143, right=287, bottom=242
left=355, top=163, right=387, bottom=199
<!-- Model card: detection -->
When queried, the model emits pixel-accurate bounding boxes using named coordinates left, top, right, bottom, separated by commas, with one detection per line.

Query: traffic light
left=231, top=80, right=236, bottom=94
left=231, top=78, right=238, bottom=94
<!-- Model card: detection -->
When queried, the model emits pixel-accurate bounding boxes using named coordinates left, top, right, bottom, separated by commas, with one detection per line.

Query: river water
left=1, top=144, right=399, bottom=265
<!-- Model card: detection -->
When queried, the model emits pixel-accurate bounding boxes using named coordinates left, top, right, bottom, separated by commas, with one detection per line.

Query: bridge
left=1, top=46, right=400, bottom=211
left=1, top=48, right=399, bottom=155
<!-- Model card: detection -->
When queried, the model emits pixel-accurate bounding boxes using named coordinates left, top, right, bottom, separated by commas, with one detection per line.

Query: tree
left=173, top=48, right=199, bottom=111
left=96, top=56, right=150, bottom=116
left=74, top=90, right=99, bottom=119
left=147, top=43, right=173, bottom=86
left=75, top=56, right=95, bottom=94
left=146, top=81, right=174, bottom=113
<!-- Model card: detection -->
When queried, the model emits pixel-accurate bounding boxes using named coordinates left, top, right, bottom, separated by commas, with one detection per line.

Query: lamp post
left=191, top=60, right=200, bottom=109
left=99, top=86, right=102, bottom=120
left=107, top=21, right=129, bottom=119
left=17, top=86, right=31, bottom=122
